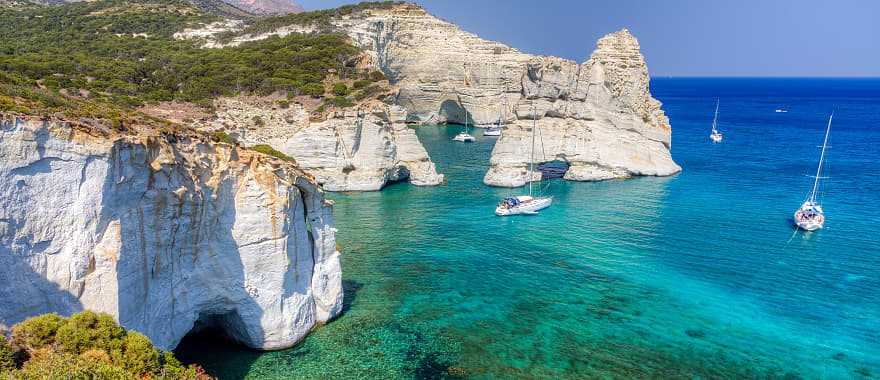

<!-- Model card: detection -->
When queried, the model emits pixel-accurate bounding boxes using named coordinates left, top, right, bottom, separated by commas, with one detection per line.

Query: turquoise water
left=177, top=79, right=880, bottom=379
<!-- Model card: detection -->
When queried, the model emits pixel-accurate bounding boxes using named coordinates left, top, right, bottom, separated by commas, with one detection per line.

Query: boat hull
left=495, top=196, right=553, bottom=216
left=453, top=133, right=475, bottom=142
left=484, top=130, right=501, bottom=136
left=710, top=132, right=723, bottom=142
left=794, top=202, right=825, bottom=231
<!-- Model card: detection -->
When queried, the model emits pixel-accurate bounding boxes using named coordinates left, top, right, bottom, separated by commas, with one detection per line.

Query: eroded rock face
left=202, top=98, right=444, bottom=191
left=182, top=3, right=679, bottom=186
left=0, top=116, right=342, bottom=350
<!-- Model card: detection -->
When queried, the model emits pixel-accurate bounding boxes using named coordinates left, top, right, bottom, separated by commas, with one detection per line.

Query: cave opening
left=173, top=310, right=256, bottom=369
left=537, top=160, right=570, bottom=179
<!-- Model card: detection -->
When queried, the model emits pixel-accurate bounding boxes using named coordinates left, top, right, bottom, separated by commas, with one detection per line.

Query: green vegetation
left=212, top=130, right=237, bottom=144
left=217, top=1, right=404, bottom=40
left=0, top=0, right=364, bottom=116
left=332, top=82, right=350, bottom=96
left=369, top=70, right=387, bottom=82
left=1, top=311, right=207, bottom=379
left=354, top=84, right=384, bottom=101
left=252, top=144, right=295, bottom=162
left=353, top=79, right=371, bottom=89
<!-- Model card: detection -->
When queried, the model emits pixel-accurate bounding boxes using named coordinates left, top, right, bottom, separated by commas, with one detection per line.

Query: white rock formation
left=198, top=3, right=680, bottom=186
left=0, top=116, right=342, bottom=350
left=202, top=98, right=444, bottom=191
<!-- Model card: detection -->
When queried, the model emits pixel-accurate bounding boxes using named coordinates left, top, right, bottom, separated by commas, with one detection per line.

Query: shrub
left=212, top=131, right=237, bottom=145
left=328, top=96, right=354, bottom=108
left=353, top=79, right=371, bottom=89
left=252, top=115, right=265, bottom=127
left=252, top=144, right=295, bottom=162
left=54, top=311, right=125, bottom=354
left=4, top=312, right=208, bottom=379
left=11, top=313, right=65, bottom=350
left=354, top=84, right=383, bottom=101
left=302, top=83, right=326, bottom=98
left=369, top=70, right=386, bottom=81
left=276, top=99, right=290, bottom=109
left=0, top=336, right=14, bottom=371
left=121, top=332, right=160, bottom=375
left=332, top=82, right=350, bottom=96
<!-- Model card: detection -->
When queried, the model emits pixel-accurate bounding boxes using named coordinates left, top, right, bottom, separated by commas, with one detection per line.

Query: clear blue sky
left=296, top=0, right=879, bottom=77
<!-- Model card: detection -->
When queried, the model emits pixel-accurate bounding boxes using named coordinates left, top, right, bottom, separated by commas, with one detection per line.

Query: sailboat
left=709, top=99, right=723, bottom=143
left=452, top=112, right=475, bottom=142
left=495, top=111, right=553, bottom=216
left=485, top=99, right=505, bottom=137
left=794, top=113, right=833, bottom=231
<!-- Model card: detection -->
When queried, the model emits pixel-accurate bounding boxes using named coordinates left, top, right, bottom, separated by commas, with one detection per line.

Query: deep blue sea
left=177, top=78, right=880, bottom=379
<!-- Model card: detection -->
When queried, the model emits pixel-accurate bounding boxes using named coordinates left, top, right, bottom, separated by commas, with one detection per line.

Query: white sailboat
left=485, top=99, right=505, bottom=137
left=794, top=113, right=833, bottom=231
left=495, top=111, right=553, bottom=216
left=452, top=112, right=475, bottom=142
left=710, top=99, right=723, bottom=143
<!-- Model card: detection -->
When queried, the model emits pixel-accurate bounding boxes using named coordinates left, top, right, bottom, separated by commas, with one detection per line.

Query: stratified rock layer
left=0, top=116, right=342, bottom=350
left=204, top=4, right=680, bottom=186
left=202, top=98, right=444, bottom=191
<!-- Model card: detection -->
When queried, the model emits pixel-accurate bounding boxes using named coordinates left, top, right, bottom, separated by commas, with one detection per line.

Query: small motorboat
left=775, top=109, right=788, bottom=113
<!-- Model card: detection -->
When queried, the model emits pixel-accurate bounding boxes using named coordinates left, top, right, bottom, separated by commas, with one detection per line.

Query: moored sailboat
left=710, top=99, right=723, bottom=143
left=794, top=113, right=833, bottom=231
left=485, top=99, right=506, bottom=136
left=453, top=113, right=475, bottom=142
left=495, top=108, right=553, bottom=216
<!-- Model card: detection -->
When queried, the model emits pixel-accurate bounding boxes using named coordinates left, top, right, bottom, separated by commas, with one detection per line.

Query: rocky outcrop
left=202, top=3, right=680, bottom=186
left=0, top=116, right=342, bottom=350
left=201, top=98, right=444, bottom=191
left=484, top=31, right=681, bottom=186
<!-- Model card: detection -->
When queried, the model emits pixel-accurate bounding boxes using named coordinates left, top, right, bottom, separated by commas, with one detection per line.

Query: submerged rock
left=0, top=116, right=342, bottom=350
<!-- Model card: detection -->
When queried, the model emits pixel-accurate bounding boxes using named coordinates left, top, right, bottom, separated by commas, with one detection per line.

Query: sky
left=295, top=0, right=879, bottom=77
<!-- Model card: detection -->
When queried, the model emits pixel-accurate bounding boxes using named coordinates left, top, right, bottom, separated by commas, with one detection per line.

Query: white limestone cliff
left=197, top=3, right=680, bottom=186
left=0, top=116, right=342, bottom=350
left=200, top=98, right=444, bottom=191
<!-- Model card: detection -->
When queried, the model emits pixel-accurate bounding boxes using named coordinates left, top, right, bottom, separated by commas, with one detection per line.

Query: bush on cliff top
left=1, top=311, right=208, bottom=379
left=252, top=144, right=296, bottom=162
left=0, top=0, right=362, bottom=114
left=217, top=1, right=405, bottom=40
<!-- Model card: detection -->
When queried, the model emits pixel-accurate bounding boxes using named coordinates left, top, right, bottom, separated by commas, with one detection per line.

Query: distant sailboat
left=453, top=113, right=475, bottom=142
left=794, top=113, right=833, bottom=231
left=485, top=99, right=505, bottom=137
left=710, top=99, right=723, bottom=143
left=495, top=107, right=553, bottom=216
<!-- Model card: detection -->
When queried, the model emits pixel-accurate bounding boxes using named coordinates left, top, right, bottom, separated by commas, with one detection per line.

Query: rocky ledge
left=0, top=115, right=342, bottom=350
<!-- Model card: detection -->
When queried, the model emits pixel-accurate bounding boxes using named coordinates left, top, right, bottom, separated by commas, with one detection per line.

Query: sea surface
left=177, top=78, right=880, bottom=379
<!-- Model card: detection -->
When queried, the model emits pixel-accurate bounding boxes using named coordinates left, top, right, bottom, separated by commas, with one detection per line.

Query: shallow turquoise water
left=177, top=79, right=880, bottom=379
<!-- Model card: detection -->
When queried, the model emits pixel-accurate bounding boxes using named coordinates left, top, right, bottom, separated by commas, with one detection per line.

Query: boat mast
left=529, top=102, right=536, bottom=197
left=809, top=113, right=833, bottom=203
left=711, top=99, right=720, bottom=133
